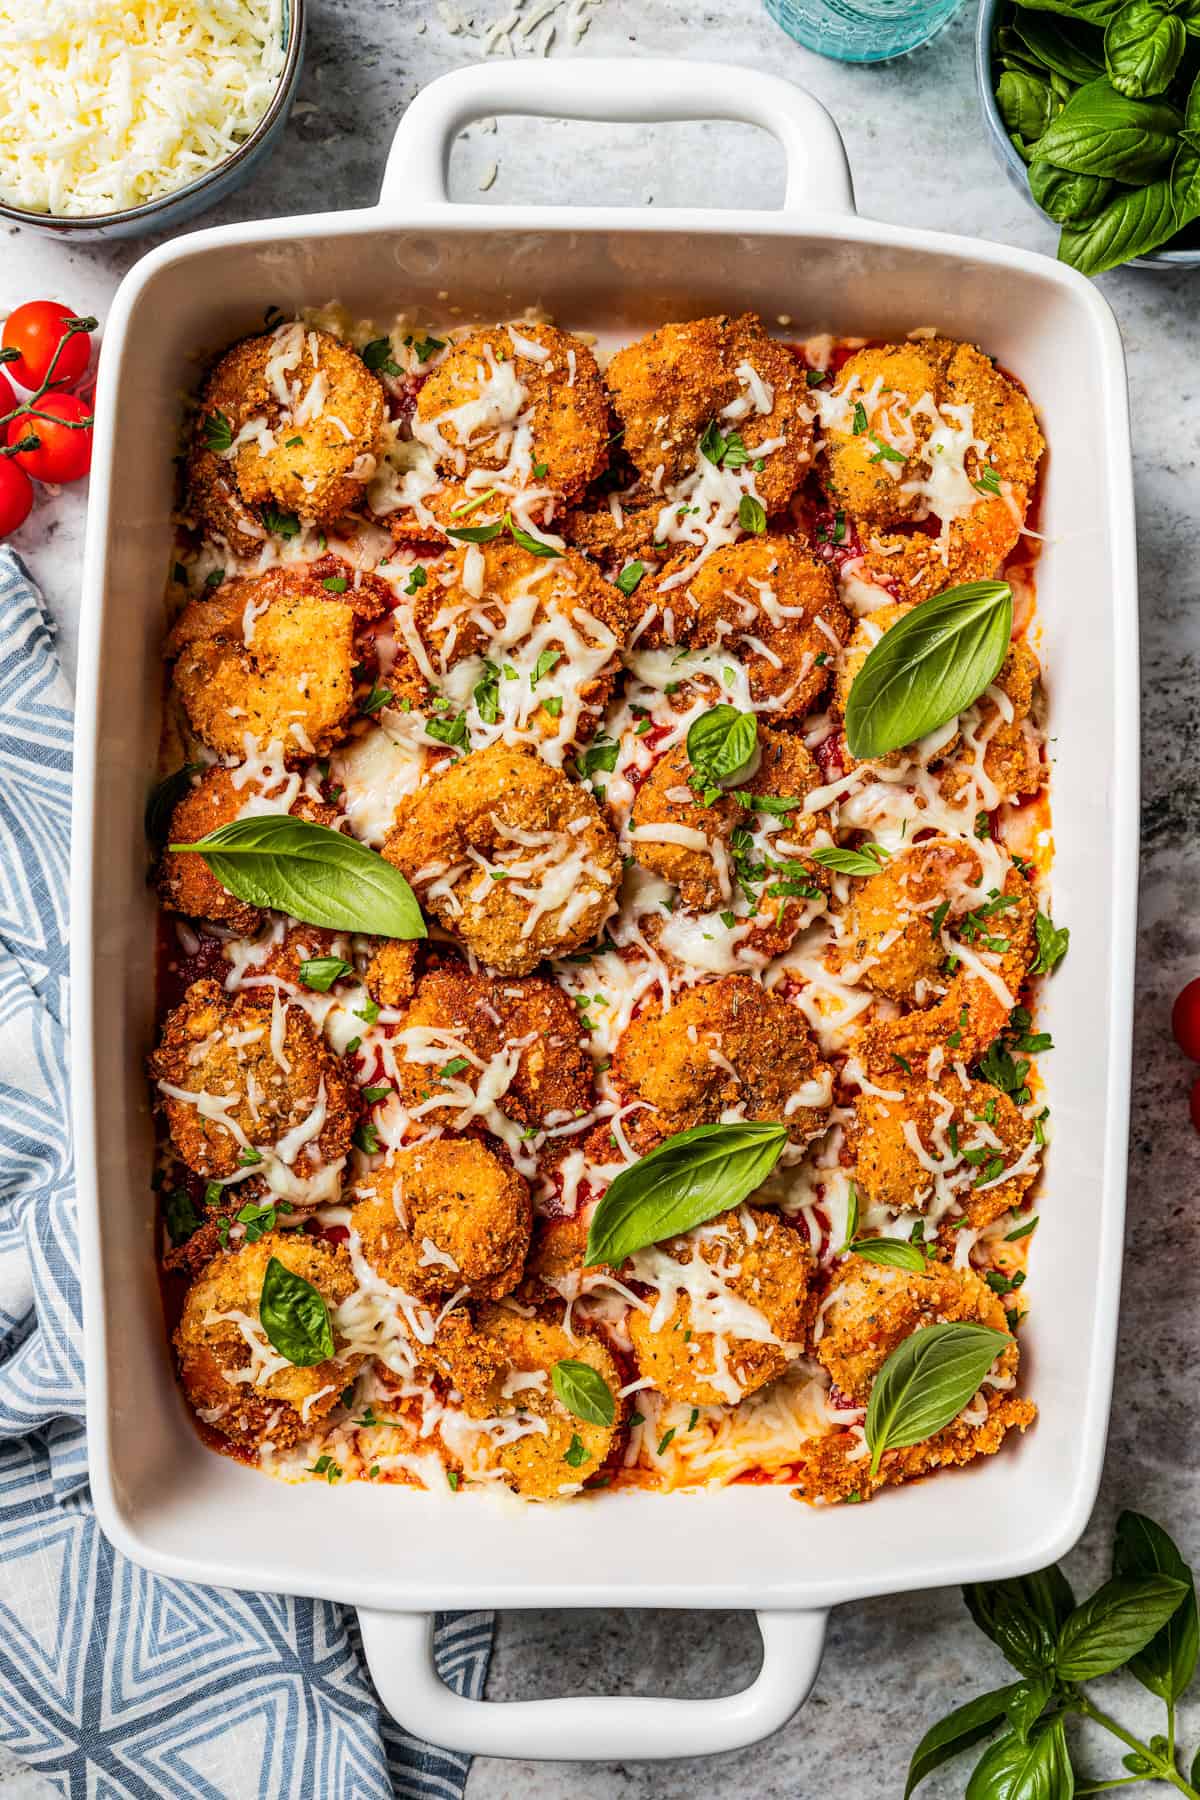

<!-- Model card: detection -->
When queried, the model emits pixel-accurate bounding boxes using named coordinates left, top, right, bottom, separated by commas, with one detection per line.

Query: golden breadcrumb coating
left=350, top=1138, right=532, bottom=1300
left=847, top=1072, right=1038, bottom=1226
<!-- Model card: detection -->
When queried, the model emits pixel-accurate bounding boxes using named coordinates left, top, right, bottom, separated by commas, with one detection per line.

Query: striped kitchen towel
left=0, top=548, right=492, bottom=1800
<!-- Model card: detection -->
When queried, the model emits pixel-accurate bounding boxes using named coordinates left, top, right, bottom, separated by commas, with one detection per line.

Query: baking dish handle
left=357, top=1605, right=827, bottom=1760
left=379, top=60, right=855, bottom=216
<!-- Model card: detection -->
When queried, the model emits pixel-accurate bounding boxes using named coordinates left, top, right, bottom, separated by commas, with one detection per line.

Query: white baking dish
left=70, top=59, right=1139, bottom=1762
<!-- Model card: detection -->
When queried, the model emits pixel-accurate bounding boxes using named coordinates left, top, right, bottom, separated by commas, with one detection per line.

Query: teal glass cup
left=763, top=0, right=965, bottom=62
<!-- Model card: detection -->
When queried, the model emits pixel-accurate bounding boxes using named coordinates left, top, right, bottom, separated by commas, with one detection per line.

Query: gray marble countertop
left=3, top=1, right=1198, bottom=1794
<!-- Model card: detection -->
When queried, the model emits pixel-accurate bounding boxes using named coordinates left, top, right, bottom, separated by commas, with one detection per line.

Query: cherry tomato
left=7, top=393, right=93, bottom=483
left=1190, top=1075, right=1200, bottom=1135
left=1, top=301, right=91, bottom=391
left=1172, top=977, right=1200, bottom=1062
left=0, top=457, right=33, bottom=539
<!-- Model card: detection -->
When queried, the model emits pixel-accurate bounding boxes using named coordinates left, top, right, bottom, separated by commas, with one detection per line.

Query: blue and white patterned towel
left=0, top=549, right=492, bottom=1799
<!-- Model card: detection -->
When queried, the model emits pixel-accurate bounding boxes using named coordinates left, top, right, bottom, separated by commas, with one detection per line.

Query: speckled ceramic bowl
left=0, top=0, right=305, bottom=241
left=975, top=0, right=1200, bottom=270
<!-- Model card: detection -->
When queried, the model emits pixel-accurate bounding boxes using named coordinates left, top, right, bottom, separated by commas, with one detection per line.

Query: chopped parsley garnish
left=615, top=560, right=646, bottom=596
left=307, top=1454, right=343, bottom=1483
left=868, top=432, right=905, bottom=465
left=405, top=565, right=427, bottom=594
left=353, top=1121, right=382, bottom=1154
left=531, top=649, right=562, bottom=687
left=322, top=575, right=349, bottom=593
left=238, top=1147, right=264, bottom=1168
left=164, top=1188, right=200, bottom=1245
left=1006, top=1216, right=1039, bottom=1242
left=851, top=400, right=868, bottom=435
left=355, top=999, right=381, bottom=1026
left=204, top=568, right=224, bottom=590
left=564, top=1434, right=591, bottom=1468
left=236, top=1200, right=277, bottom=1243
left=438, top=1057, right=470, bottom=1082
left=425, top=709, right=469, bottom=750
left=362, top=337, right=402, bottom=375
left=299, top=955, right=353, bottom=992
left=260, top=506, right=300, bottom=539
left=406, top=333, right=446, bottom=364
left=361, top=686, right=393, bottom=716
left=974, top=810, right=991, bottom=840
left=202, top=410, right=233, bottom=453
left=1030, top=911, right=1070, bottom=975
left=362, top=1084, right=392, bottom=1103
left=929, top=900, right=950, bottom=938
left=974, top=466, right=1003, bottom=496
left=806, top=367, right=829, bottom=386
left=699, top=420, right=750, bottom=469
left=576, top=735, right=619, bottom=781
left=447, top=1469, right=461, bottom=1489
left=656, top=1428, right=676, bottom=1456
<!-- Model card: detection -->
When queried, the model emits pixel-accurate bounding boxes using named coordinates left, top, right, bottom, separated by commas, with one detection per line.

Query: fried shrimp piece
left=939, top=640, right=1044, bottom=807
left=350, top=1139, right=532, bottom=1300
left=432, top=1304, right=622, bottom=1498
left=830, top=838, right=985, bottom=1006
left=626, top=1205, right=815, bottom=1407
left=605, top=313, right=815, bottom=510
left=407, top=541, right=640, bottom=757
left=390, top=962, right=592, bottom=1134
left=640, top=536, right=850, bottom=721
left=560, top=483, right=665, bottom=572
left=861, top=500, right=1028, bottom=606
left=166, top=566, right=382, bottom=762
left=613, top=973, right=834, bottom=1150
left=157, top=765, right=341, bottom=933
left=149, top=978, right=359, bottom=1187
left=414, top=322, right=608, bottom=504
left=819, top=339, right=1042, bottom=527
left=383, top=743, right=622, bottom=974
left=362, top=939, right=420, bottom=1010
left=629, top=725, right=830, bottom=912
left=847, top=1072, right=1039, bottom=1227
left=859, top=862, right=1037, bottom=1076
left=188, top=323, right=388, bottom=555
left=814, top=1259, right=1016, bottom=1403
left=175, top=1231, right=362, bottom=1450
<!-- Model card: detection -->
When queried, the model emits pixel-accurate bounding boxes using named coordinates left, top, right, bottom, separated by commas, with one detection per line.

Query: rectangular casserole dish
left=71, top=58, right=1139, bottom=1762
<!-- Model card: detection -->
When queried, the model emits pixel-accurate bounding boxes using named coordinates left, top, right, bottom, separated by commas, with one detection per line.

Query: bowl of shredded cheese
left=0, top=0, right=305, bottom=237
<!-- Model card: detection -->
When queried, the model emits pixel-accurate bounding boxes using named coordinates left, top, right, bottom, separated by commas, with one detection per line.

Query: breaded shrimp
left=432, top=1303, right=622, bottom=1498
left=813, top=1258, right=1016, bottom=1405
left=613, top=973, right=834, bottom=1150
left=157, top=765, right=341, bottom=933
left=166, top=566, right=382, bottom=762
left=830, top=838, right=985, bottom=1006
left=383, top=743, right=622, bottom=973
left=149, top=978, right=358, bottom=1189
left=350, top=1138, right=532, bottom=1300
left=847, top=1071, right=1039, bottom=1226
left=175, top=1231, right=363, bottom=1449
left=626, top=1205, right=814, bottom=1406
left=188, top=323, right=387, bottom=555
left=639, top=536, right=850, bottom=721
left=415, top=322, right=608, bottom=504
left=362, top=939, right=421, bottom=1010
left=406, top=540, right=640, bottom=759
left=628, top=724, right=830, bottom=913
left=605, top=313, right=814, bottom=510
left=390, top=961, right=593, bottom=1135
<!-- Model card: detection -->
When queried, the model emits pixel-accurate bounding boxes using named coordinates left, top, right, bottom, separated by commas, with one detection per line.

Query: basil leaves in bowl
left=976, top=0, right=1200, bottom=273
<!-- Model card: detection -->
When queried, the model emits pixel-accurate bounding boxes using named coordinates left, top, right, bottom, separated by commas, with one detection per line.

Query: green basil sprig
left=259, top=1255, right=335, bottom=1366
left=843, top=581, right=1013, bottom=761
left=686, top=705, right=757, bottom=788
left=908, top=1511, right=1200, bottom=1796
left=584, top=1121, right=787, bottom=1269
left=865, top=1321, right=1012, bottom=1476
left=850, top=1238, right=928, bottom=1272
left=551, top=1359, right=615, bottom=1428
left=169, top=816, right=426, bottom=939
left=809, top=843, right=891, bottom=878
left=1105, top=0, right=1186, bottom=96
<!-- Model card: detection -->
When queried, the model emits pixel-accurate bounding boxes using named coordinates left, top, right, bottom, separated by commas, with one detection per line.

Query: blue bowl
left=975, top=0, right=1200, bottom=271
left=0, top=0, right=306, bottom=241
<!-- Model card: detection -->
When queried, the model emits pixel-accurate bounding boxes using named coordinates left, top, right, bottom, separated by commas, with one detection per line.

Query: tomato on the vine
left=7, top=393, right=93, bottom=483
left=1172, top=977, right=1200, bottom=1063
left=0, top=370, right=13, bottom=419
left=0, top=458, right=33, bottom=539
left=1, top=301, right=91, bottom=390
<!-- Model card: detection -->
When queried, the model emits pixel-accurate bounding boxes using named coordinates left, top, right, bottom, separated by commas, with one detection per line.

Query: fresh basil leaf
left=866, top=1322, right=1012, bottom=1477
left=1173, top=137, right=1200, bottom=225
left=1058, top=167, right=1183, bottom=270
left=844, top=581, right=1013, bottom=761
left=1035, top=76, right=1182, bottom=178
left=1029, top=160, right=1113, bottom=220
left=1030, top=911, right=1069, bottom=973
left=298, top=955, right=353, bottom=992
left=998, top=69, right=1059, bottom=140
left=164, top=1187, right=201, bottom=1245
left=965, top=1717, right=1074, bottom=1800
left=1105, top=0, right=1186, bottom=95
left=145, top=763, right=200, bottom=844
left=169, top=816, right=426, bottom=939
left=261, top=506, right=300, bottom=540
left=1012, top=10, right=1106, bottom=82
left=905, top=1684, right=1021, bottom=1798
left=362, top=336, right=402, bottom=376
left=686, top=705, right=757, bottom=785
left=259, top=1255, right=334, bottom=1366
left=738, top=494, right=767, bottom=534
left=616, top=560, right=647, bottom=596
left=1054, top=1574, right=1189, bottom=1680
left=810, top=843, right=890, bottom=877
left=425, top=709, right=468, bottom=750
left=203, top=410, right=233, bottom=454
left=1112, top=1512, right=1200, bottom=1701
left=1015, top=0, right=1137, bottom=25
left=576, top=735, right=619, bottom=780
left=965, top=1576, right=1065, bottom=1677
left=551, top=1359, right=615, bottom=1427
left=1004, top=1674, right=1056, bottom=1742
left=507, top=514, right=563, bottom=559
left=850, top=1238, right=928, bottom=1272
left=584, top=1121, right=787, bottom=1268
left=1192, top=1745, right=1200, bottom=1790
left=446, top=520, right=503, bottom=544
